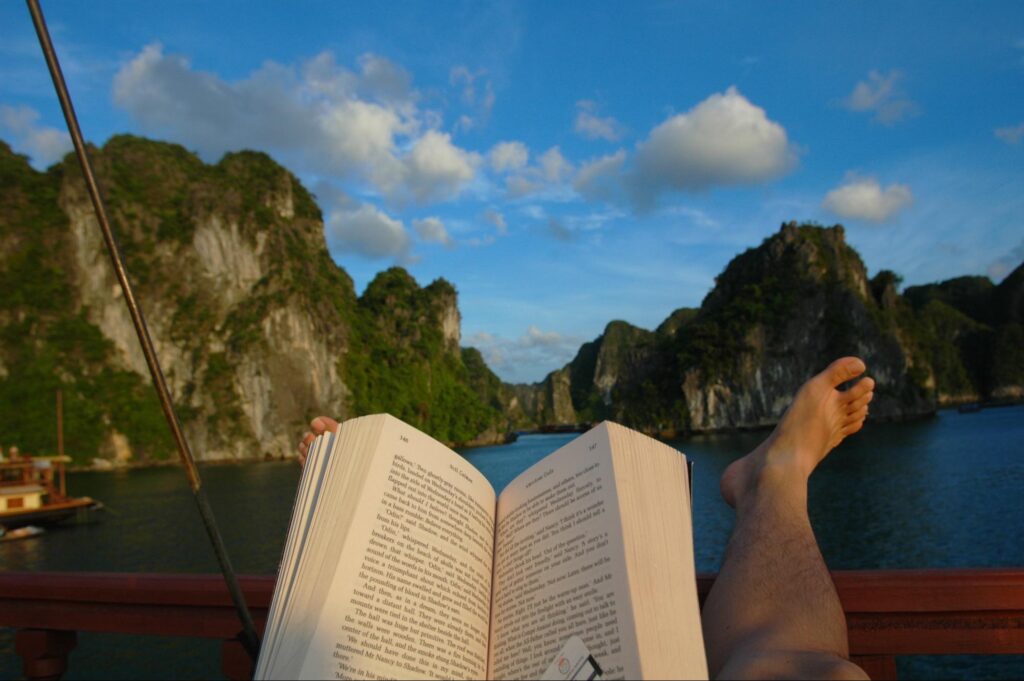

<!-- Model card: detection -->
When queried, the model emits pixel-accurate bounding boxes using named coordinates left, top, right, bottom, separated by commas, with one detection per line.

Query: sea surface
left=1, top=406, right=1022, bottom=679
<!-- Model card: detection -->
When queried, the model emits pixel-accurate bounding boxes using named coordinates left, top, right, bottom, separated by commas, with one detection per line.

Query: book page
left=606, top=423, right=706, bottom=679
left=298, top=415, right=497, bottom=680
left=488, top=425, right=640, bottom=680
left=261, top=419, right=388, bottom=680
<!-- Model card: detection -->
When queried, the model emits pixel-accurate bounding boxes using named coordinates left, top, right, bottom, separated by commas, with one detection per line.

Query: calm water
left=1, top=406, right=1022, bottom=679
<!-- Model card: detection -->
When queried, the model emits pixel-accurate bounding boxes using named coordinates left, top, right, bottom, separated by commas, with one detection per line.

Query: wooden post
left=56, top=389, right=67, bottom=496
left=56, top=389, right=64, bottom=458
left=15, top=629, right=77, bottom=681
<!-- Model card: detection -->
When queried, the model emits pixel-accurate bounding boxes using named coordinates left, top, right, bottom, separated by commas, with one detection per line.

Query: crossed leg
left=296, top=358, right=875, bottom=680
left=702, top=357, right=875, bottom=680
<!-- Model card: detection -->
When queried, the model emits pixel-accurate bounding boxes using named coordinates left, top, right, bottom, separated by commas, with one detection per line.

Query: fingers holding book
left=297, top=416, right=340, bottom=467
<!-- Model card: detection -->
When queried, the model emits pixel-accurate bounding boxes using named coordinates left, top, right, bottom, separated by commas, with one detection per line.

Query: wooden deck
left=1, top=568, right=1022, bottom=679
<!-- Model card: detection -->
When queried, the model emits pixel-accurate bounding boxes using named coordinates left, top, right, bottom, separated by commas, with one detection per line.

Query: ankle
left=736, top=454, right=809, bottom=510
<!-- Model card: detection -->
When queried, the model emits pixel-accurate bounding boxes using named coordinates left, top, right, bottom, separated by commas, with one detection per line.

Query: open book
left=255, top=414, right=707, bottom=680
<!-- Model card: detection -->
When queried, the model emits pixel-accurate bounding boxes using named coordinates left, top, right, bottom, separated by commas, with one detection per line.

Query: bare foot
left=297, top=416, right=340, bottom=466
left=720, top=357, right=875, bottom=508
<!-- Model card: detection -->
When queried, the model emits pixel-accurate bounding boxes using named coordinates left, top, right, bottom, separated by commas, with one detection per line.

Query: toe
left=311, top=416, right=340, bottom=434
left=841, top=419, right=865, bottom=437
left=846, top=390, right=874, bottom=414
left=824, top=357, right=867, bottom=388
left=843, top=405, right=869, bottom=432
left=844, top=376, right=875, bottom=400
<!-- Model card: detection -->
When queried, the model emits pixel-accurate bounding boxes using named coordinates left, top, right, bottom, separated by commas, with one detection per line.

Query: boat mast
left=56, top=389, right=66, bottom=496
left=25, top=0, right=260, bottom=662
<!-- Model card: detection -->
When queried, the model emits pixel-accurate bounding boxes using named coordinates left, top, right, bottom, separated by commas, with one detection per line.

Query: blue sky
left=2, top=1, right=1023, bottom=383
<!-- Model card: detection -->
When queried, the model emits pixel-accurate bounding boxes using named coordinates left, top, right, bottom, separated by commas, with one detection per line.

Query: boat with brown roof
left=0, top=454, right=102, bottom=530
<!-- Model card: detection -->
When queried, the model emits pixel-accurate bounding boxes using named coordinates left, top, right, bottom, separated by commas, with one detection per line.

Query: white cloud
left=466, top=326, right=583, bottom=384
left=402, top=130, right=478, bottom=203
left=0, top=104, right=72, bottom=168
left=987, top=237, right=1024, bottom=281
left=412, top=216, right=454, bottom=247
left=538, top=146, right=573, bottom=183
left=822, top=175, right=913, bottom=223
left=630, top=86, right=796, bottom=208
left=482, top=208, right=508, bottom=234
left=841, top=70, right=917, bottom=125
left=327, top=203, right=410, bottom=258
left=574, top=149, right=627, bottom=203
left=449, top=65, right=495, bottom=128
left=318, top=98, right=407, bottom=185
left=450, top=66, right=477, bottom=105
left=503, top=146, right=576, bottom=199
left=302, top=51, right=417, bottom=111
left=574, top=100, right=623, bottom=141
left=547, top=216, right=573, bottom=241
left=995, top=122, right=1024, bottom=145
left=355, top=53, right=415, bottom=108
left=489, top=140, right=529, bottom=173
left=505, top=175, right=541, bottom=198
left=519, top=204, right=546, bottom=221
left=112, top=43, right=477, bottom=205
left=523, top=325, right=566, bottom=347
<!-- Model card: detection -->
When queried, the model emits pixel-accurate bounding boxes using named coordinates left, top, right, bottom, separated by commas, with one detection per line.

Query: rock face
left=904, top=265, right=1024, bottom=402
left=676, top=223, right=932, bottom=430
left=4, top=136, right=1019, bottom=462
left=513, top=223, right=1022, bottom=433
left=0, top=137, right=507, bottom=464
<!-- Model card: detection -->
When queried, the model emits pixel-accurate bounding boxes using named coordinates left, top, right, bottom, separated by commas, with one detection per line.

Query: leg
left=297, top=416, right=340, bottom=466
left=702, top=357, right=875, bottom=680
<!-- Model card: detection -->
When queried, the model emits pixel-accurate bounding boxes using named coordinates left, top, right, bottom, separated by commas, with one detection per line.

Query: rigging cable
left=25, top=0, right=261, bottom=664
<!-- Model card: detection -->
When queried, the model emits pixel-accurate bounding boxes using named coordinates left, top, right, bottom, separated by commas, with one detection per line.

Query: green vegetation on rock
left=344, top=268, right=505, bottom=444
left=3, top=135, right=1021, bottom=463
left=0, top=142, right=172, bottom=463
left=1, top=135, right=514, bottom=462
left=526, top=221, right=1022, bottom=435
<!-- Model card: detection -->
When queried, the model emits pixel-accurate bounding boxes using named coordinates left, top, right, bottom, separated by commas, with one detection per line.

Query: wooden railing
left=1, top=569, right=1022, bottom=680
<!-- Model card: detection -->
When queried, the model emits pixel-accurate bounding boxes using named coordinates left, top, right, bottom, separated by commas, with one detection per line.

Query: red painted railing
left=1, top=569, right=1022, bottom=680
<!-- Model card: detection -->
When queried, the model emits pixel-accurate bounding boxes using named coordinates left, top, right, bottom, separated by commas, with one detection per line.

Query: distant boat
left=0, top=524, right=44, bottom=542
left=958, top=402, right=983, bottom=413
left=0, top=455, right=102, bottom=530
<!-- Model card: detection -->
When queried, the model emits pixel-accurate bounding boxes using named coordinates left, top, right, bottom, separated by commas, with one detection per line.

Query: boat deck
left=1, top=568, right=1022, bottom=679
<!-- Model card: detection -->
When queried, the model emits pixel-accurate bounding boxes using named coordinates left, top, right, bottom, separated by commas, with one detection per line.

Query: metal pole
left=26, top=0, right=260, bottom=663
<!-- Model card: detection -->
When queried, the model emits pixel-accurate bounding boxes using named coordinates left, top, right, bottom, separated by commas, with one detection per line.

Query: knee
left=717, top=650, right=869, bottom=680
left=810, top=655, right=870, bottom=681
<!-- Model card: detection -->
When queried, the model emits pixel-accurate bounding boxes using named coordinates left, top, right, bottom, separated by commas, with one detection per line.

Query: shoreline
left=63, top=401, right=1021, bottom=474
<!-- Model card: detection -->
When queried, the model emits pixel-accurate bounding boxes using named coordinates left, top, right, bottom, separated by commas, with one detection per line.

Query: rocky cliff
left=902, top=267, right=1024, bottom=402
left=0, top=137, right=507, bottom=464
left=516, top=222, right=1023, bottom=433
left=4, top=135, right=1019, bottom=463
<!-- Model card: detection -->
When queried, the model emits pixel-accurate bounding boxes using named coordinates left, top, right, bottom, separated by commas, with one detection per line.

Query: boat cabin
left=0, top=456, right=97, bottom=529
left=1, top=484, right=46, bottom=512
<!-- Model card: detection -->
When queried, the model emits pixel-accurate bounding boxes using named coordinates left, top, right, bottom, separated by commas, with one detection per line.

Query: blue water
left=465, top=407, right=1024, bottom=573
left=1, top=406, right=1022, bottom=679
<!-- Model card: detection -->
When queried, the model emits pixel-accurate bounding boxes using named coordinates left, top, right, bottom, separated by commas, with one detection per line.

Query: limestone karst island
left=1, top=136, right=1022, bottom=467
